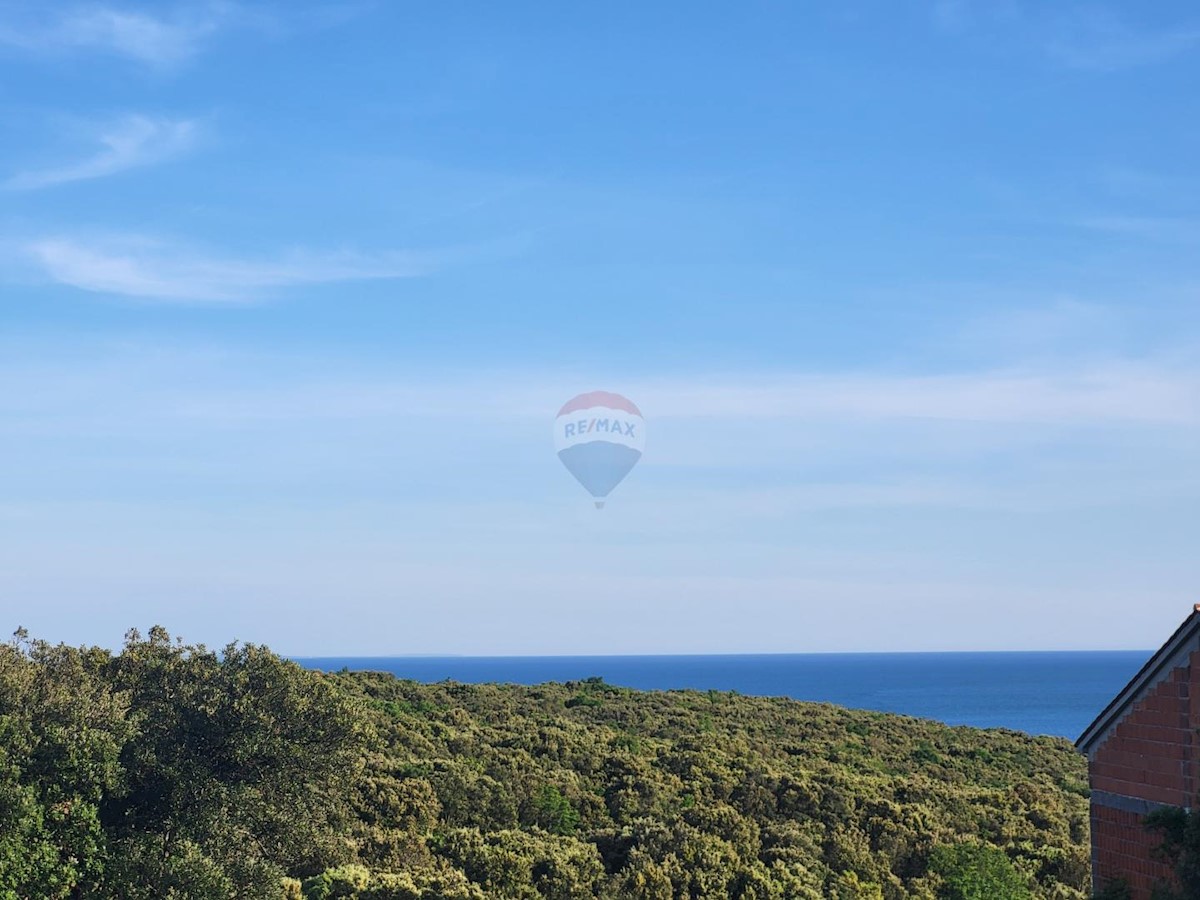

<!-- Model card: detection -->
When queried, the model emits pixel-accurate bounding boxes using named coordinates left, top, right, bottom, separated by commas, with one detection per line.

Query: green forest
left=0, top=628, right=1096, bottom=899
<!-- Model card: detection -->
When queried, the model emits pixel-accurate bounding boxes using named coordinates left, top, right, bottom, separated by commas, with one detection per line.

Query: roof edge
left=1076, top=605, right=1200, bottom=754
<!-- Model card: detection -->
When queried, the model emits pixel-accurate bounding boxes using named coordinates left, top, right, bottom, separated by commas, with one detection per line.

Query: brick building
left=1076, top=606, right=1200, bottom=898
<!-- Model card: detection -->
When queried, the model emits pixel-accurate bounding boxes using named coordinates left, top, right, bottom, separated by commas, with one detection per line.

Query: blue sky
left=1, top=0, right=1198, bottom=654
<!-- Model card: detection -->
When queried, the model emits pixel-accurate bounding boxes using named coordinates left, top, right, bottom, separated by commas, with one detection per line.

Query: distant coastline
left=296, top=649, right=1149, bottom=739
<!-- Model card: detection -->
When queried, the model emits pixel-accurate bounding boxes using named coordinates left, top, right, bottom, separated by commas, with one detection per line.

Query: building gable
left=1076, top=606, right=1200, bottom=898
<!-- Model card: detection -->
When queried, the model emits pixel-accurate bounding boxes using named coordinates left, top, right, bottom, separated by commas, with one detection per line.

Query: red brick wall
left=1091, top=804, right=1175, bottom=897
left=1089, top=651, right=1200, bottom=898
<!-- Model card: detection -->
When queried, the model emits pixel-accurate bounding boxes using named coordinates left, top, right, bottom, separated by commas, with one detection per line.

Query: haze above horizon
left=1, top=1, right=1198, bottom=654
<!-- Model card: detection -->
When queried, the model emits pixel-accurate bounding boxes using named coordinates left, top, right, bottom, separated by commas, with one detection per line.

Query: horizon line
left=287, top=647, right=1155, bottom=660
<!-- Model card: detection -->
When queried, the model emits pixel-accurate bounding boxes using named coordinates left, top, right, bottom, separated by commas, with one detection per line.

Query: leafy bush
left=0, top=628, right=1093, bottom=899
left=1092, top=876, right=1132, bottom=900
left=929, top=842, right=1031, bottom=899
left=1145, top=805, right=1200, bottom=900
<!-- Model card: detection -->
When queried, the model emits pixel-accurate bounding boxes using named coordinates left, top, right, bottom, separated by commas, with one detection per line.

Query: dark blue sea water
left=296, top=651, right=1150, bottom=740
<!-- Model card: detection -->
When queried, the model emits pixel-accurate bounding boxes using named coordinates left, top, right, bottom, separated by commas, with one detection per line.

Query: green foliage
left=302, top=864, right=371, bottom=899
left=831, top=870, right=885, bottom=899
left=0, top=627, right=368, bottom=899
left=0, top=630, right=129, bottom=898
left=531, top=785, right=581, bottom=835
left=929, top=842, right=1031, bottom=899
left=0, top=627, right=1093, bottom=899
left=343, top=675, right=1089, bottom=898
left=565, top=693, right=604, bottom=709
left=1144, top=805, right=1200, bottom=899
left=1092, top=877, right=1132, bottom=900
left=566, top=677, right=616, bottom=710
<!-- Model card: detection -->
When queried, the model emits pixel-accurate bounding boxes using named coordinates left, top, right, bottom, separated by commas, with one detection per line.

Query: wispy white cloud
left=950, top=298, right=1123, bottom=358
left=1045, top=10, right=1200, bottom=71
left=1094, top=165, right=1199, bottom=201
left=1074, top=214, right=1200, bottom=244
left=634, top=366, right=1200, bottom=427
left=6, top=337, right=1194, bottom=432
left=0, top=332, right=1195, bottom=656
left=61, top=360, right=1189, bottom=429
left=929, top=2, right=1200, bottom=71
left=4, top=115, right=198, bottom=190
left=0, top=3, right=230, bottom=67
left=24, top=235, right=436, bottom=302
left=930, top=0, right=1020, bottom=34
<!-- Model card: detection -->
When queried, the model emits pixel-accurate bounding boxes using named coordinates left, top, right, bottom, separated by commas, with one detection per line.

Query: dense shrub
left=0, top=628, right=1093, bottom=898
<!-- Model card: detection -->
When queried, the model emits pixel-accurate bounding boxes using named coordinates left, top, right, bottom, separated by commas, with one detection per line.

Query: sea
left=296, top=651, right=1150, bottom=740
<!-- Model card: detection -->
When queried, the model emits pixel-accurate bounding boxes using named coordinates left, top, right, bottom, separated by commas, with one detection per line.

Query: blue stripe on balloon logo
left=554, top=391, right=645, bottom=508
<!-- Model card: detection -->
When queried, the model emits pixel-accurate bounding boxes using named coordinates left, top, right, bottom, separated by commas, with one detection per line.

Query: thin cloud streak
left=1074, top=215, right=1200, bottom=245
left=4, top=339, right=1197, bottom=429
left=1046, top=12, right=1200, bottom=71
left=1, top=341, right=1196, bottom=539
left=929, top=2, right=1200, bottom=71
left=638, top=367, right=1200, bottom=426
left=24, top=236, right=437, bottom=302
left=4, top=115, right=198, bottom=190
left=0, top=3, right=228, bottom=66
left=64, top=366, right=1193, bottom=428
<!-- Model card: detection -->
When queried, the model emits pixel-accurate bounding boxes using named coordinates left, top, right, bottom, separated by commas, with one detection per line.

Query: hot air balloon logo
left=554, top=391, right=645, bottom=508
